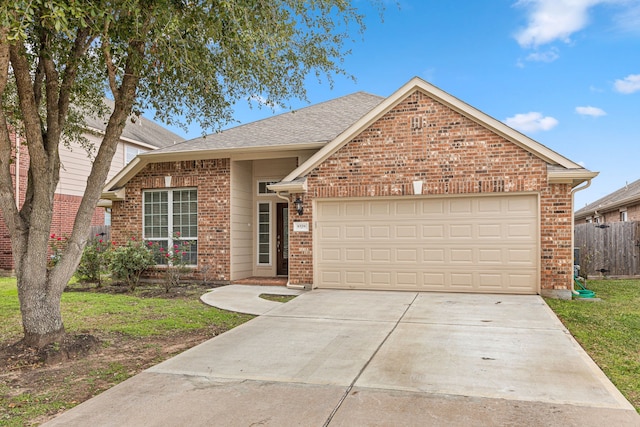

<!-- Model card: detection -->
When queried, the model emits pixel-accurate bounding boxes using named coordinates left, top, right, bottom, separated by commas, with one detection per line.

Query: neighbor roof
left=575, top=178, right=640, bottom=219
left=85, top=99, right=184, bottom=148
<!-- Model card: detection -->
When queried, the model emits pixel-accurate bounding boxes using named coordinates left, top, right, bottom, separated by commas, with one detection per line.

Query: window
left=258, top=181, right=277, bottom=195
left=143, top=189, right=197, bottom=265
left=620, top=210, right=628, bottom=222
left=104, top=208, right=111, bottom=226
left=257, top=202, right=271, bottom=264
left=126, top=146, right=145, bottom=164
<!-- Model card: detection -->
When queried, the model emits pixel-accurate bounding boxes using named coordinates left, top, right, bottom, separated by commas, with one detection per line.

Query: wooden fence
left=88, top=225, right=111, bottom=243
left=574, top=221, right=640, bottom=278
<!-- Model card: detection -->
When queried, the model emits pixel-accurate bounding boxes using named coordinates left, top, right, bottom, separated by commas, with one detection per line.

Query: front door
left=276, top=203, right=289, bottom=276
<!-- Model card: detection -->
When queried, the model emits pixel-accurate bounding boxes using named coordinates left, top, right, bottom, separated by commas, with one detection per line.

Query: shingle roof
left=84, top=99, right=184, bottom=148
left=575, top=178, right=640, bottom=218
left=149, top=92, right=384, bottom=154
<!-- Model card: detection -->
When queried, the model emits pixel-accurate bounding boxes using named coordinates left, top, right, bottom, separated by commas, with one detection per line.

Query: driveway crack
left=323, top=293, right=419, bottom=426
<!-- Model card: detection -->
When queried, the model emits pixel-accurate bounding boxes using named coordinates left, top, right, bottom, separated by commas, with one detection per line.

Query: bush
left=109, top=238, right=156, bottom=290
left=147, top=234, right=194, bottom=292
left=77, top=238, right=111, bottom=285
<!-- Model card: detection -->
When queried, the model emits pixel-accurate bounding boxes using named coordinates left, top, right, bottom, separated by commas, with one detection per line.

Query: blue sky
left=161, top=0, right=640, bottom=209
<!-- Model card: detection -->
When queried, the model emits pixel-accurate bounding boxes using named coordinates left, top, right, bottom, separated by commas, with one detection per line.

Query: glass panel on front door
left=277, top=203, right=289, bottom=276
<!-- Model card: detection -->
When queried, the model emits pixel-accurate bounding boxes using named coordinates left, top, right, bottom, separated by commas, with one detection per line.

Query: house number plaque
left=293, top=222, right=309, bottom=232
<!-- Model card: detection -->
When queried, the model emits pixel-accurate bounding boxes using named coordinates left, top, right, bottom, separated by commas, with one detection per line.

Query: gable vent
left=411, top=116, right=423, bottom=130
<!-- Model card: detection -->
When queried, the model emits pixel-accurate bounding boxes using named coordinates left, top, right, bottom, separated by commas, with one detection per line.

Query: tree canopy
left=0, top=0, right=373, bottom=348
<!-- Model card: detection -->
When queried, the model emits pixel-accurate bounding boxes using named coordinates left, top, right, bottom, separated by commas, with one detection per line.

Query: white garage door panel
left=315, top=195, right=538, bottom=294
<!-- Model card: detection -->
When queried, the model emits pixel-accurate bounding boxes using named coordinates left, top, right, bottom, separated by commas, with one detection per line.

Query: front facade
left=575, top=178, right=640, bottom=224
left=104, top=78, right=596, bottom=298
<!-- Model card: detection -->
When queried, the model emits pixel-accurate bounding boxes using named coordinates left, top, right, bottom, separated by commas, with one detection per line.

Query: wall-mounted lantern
left=294, top=196, right=304, bottom=216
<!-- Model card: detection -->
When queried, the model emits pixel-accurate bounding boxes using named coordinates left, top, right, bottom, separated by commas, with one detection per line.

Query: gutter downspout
left=571, top=179, right=593, bottom=296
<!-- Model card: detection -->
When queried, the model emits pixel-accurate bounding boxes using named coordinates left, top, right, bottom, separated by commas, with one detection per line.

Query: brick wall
left=288, top=89, right=573, bottom=291
left=599, top=203, right=640, bottom=223
left=111, top=159, right=231, bottom=282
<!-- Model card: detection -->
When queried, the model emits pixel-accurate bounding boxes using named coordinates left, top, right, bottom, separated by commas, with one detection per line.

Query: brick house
left=0, top=102, right=183, bottom=271
left=574, top=178, right=640, bottom=224
left=103, top=78, right=597, bottom=299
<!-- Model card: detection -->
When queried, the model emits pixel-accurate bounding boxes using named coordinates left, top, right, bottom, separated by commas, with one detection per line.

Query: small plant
left=48, top=233, right=67, bottom=269
left=109, top=237, right=156, bottom=291
left=149, top=233, right=193, bottom=293
left=77, top=236, right=111, bottom=286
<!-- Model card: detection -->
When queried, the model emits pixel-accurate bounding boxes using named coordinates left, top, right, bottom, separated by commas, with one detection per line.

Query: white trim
left=85, top=126, right=160, bottom=150
left=256, top=201, right=272, bottom=266
left=101, top=144, right=324, bottom=199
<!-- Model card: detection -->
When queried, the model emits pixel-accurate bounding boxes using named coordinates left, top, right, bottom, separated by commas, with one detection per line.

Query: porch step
left=231, top=276, right=288, bottom=286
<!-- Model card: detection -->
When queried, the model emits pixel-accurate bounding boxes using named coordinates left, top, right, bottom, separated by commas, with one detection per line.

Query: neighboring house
left=574, top=178, right=640, bottom=224
left=102, top=77, right=596, bottom=299
left=0, top=102, right=184, bottom=271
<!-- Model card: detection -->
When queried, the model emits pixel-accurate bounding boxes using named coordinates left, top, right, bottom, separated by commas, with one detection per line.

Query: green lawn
left=545, top=278, right=640, bottom=411
left=0, top=277, right=252, bottom=341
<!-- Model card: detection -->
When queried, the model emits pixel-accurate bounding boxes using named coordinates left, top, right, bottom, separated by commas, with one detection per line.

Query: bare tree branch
left=8, top=42, right=46, bottom=169
left=102, top=21, right=119, bottom=99
left=58, top=27, right=95, bottom=131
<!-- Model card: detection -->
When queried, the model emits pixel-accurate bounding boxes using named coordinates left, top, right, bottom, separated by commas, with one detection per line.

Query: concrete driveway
left=44, top=290, right=639, bottom=426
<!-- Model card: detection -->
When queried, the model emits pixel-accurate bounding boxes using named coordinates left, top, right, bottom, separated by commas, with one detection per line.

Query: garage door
left=315, top=194, right=538, bottom=294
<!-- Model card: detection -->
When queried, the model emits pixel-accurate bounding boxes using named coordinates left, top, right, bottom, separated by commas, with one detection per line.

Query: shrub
left=109, top=238, right=156, bottom=290
left=148, top=234, right=194, bottom=292
left=77, top=237, right=111, bottom=285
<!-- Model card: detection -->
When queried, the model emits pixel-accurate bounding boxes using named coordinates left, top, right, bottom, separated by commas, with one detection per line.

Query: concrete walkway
left=44, top=290, right=639, bottom=426
left=200, top=285, right=305, bottom=315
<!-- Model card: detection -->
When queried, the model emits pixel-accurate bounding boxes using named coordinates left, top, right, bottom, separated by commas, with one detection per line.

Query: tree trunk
left=18, top=277, right=66, bottom=348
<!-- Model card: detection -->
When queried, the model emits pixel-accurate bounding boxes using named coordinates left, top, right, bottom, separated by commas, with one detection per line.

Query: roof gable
left=281, top=77, right=594, bottom=185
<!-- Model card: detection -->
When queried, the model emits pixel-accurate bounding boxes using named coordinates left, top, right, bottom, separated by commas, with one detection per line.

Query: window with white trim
left=126, top=146, right=145, bottom=164
left=620, top=210, right=628, bottom=222
left=257, top=181, right=277, bottom=195
left=257, top=202, right=271, bottom=264
left=104, top=208, right=111, bottom=226
left=143, top=189, right=197, bottom=265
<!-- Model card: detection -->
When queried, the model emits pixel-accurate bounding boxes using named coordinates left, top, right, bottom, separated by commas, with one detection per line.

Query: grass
left=545, top=278, right=640, bottom=411
left=0, top=277, right=253, bottom=425
left=259, top=293, right=297, bottom=303
left=0, top=278, right=251, bottom=340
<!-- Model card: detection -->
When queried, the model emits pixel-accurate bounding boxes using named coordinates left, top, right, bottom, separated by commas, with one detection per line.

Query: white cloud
left=504, top=112, right=559, bottom=132
left=612, top=3, right=640, bottom=35
left=525, top=47, right=560, bottom=62
left=514, top=0, right=604, bottom=48
left=614, top=74, right=640, bottom=94
left=576, top=106, right=607, bottom=117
